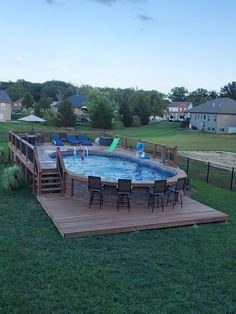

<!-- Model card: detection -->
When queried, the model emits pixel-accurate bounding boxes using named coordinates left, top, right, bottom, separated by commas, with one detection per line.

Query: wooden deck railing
left=11, top=130, right=177, bottom=166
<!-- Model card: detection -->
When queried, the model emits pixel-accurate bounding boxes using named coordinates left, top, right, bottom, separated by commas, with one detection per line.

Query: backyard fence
left=177, top=155, right=236, bottom=192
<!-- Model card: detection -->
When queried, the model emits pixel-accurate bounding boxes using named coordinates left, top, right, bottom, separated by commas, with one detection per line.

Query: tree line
left=0, top=79, right=235, bottom=129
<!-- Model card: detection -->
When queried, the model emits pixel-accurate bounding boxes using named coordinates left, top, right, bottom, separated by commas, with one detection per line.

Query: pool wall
left=59, top=151, right=186, bottom=206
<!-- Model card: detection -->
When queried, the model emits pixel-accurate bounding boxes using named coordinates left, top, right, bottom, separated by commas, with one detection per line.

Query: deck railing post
left=230, top=167, right=234, bottom=191
left=153, top=144, right=157, bottom=158
left=161, top=146, right=166, bottom=164
left=125, top=137, right=128, bottom=149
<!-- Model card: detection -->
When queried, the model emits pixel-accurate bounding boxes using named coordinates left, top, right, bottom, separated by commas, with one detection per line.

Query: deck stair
left=35, top=169, right=62, bottom=194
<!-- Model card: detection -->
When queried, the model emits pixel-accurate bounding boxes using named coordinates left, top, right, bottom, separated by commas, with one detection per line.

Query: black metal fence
left=177, top=155, right=236, bottom=192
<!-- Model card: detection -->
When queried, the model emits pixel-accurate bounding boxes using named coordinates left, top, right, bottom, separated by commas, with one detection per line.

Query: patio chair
left=67, top=134, right=80, bottom=145
left=147, top=179, right=167, bottom=212
left=116, top=179, right=132, bottom=212
left=166, top=177, right=187, bottom=209
left=79, top=134, right=93, bottom=146
left=88, top=176, right=105, bottom=209
left=51, top=135, right=64, bottom=146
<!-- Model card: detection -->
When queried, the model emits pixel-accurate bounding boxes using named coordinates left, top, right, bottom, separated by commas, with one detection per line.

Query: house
left=54, top=94, right=89, bottom=117
left=12, top=98, right=23, bottom=113
left=0, top=90, right=12, bottom=121
left=167, top=101, right=192, bottom=121
left=189, top=97, right=236, bottom=133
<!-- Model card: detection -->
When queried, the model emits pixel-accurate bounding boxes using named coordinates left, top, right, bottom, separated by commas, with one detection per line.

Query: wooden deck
left=37, top=194, right=229, bottom=238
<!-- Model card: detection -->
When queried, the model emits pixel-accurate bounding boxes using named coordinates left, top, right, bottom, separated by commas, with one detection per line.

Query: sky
left=0, top=0, right=236, bottom=93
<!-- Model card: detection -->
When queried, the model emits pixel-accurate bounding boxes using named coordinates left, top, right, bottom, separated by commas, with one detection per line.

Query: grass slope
left=117, top=121, right=236, bottom=151
left=0, top=180, right=236, bottom=313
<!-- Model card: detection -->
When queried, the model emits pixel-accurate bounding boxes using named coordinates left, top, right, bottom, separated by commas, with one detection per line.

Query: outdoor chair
left=116, top=179, right=132, bottom=212
left=166, top=177, right=187, bottom=209
left=67, top=134, right=80, bottom=145
left=147, top=179, right=167, bottom=212
left=79, top=134, right=93, bottom=146
left=88, top=176, right=105, bottom=209
left=51, top=135, right=64, bottom=146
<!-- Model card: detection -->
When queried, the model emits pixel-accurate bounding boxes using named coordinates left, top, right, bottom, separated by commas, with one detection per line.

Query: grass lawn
left=117, top=121, right=236, bottom=152
left=0, top=178, right=236, bottom=313
left=1, top=120, right=236, bottom=152
left=1, top=121, right=236, bottom=312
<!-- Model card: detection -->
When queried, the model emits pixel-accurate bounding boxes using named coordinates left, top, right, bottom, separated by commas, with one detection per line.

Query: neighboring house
left=167, top=101, right=192, bottom=121
left=12, top=98, right=23, bottom=113
left=189, top=97, right=236, bottom=133
left=54, top=94, right=89, bottom=117
left=0, top=90, right=12, bottom=121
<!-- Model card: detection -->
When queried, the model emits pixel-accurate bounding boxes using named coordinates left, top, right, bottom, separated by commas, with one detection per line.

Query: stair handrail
left=56, top=147, right=67, bottom=193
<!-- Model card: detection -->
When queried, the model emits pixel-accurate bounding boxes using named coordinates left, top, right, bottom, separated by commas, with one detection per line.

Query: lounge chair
left=51, top=135, right=64, bottom=146
left=79, top=134, right=93, bottom=146
left=67, top=134, right=80, bottom=145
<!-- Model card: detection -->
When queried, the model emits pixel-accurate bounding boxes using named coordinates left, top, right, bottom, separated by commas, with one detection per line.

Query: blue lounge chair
left=67, top=134, right=80, bottom=145
left=51, top=135, right=64, bottom=146
left=79, top=134, right=93, bottom=146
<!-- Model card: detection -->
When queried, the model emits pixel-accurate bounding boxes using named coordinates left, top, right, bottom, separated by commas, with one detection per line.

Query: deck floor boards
left=37, top=194, right=229, bottom=238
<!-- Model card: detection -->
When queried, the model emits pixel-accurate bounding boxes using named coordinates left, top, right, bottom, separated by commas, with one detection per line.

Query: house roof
left=168, top=101, right=192, bottom=108
left=0, top=90, right=12, bottom=103
left=56, top=94, right=89, bottom=108
left=189, top=97, right=236, bottom=114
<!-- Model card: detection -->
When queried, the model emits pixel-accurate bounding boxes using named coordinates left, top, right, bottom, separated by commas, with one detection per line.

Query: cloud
left=16, top=57, right=23, bottom=63
left=47, top=64, right=54, bottom=70
left=136, top=14, right=155, bottom=22
left=45, top=0, right=55, bottom=4
left=89, top=0, right=144, bottom=6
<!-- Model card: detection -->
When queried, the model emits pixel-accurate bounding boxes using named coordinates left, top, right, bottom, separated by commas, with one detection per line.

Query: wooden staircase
left=35, top=169, right=62, bottom=194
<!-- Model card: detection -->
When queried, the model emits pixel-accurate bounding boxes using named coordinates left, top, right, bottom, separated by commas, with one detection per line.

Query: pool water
left=63, top=154, right=175, bottom=182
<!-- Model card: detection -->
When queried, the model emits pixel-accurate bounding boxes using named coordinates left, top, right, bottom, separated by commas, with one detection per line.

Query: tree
left=168, top=87, right=188, bottom=101
left=22, top=92, right=34, bottom=110
left=187, top=88, right=209, bottom=106
left=149, top=90, right=167, bottom=117
left=87, top=89, right=116, bottom=129
left=7, top=82, right=26, bottom=101
left=57, top=100, right=77, bottom=127
left=128, top=90, right=151, bottom=125
left=220, top=81, right=236, bottom=100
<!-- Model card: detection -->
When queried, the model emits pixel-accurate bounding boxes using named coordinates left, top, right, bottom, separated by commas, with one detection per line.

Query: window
left=195, top=114, right=197, bottom=120
left=204, top=115, right=206, bottom=120
left=212, top=128, right=215, bottom=131
left=208, top=127, right=210, bottom=131
left=208, top=115, right=210, bottom=121
left=219, top=128, right=225, bottom=132
left=1, top=103, right=5, bottom=109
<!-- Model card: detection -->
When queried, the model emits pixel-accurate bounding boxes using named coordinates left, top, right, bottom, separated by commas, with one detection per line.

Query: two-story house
left=0, top=90, right=12, bottom=121
left=189, top=97, right=236, bottom=133
left=167, top=101, right=192, bottom=121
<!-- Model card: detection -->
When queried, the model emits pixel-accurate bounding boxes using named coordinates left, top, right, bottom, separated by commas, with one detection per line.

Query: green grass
left=117, top=121, right=236, bottom=151
left=0, top=180, right=236, bottom=313
left=1, top=120, right=236, bottom=152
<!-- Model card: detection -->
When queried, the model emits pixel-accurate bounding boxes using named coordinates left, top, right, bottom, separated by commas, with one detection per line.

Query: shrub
left=132, top=115, right=142, bottom=127
left=1, top=164, right=25, bottom=190
left=112, top=118, right=124, bottom=130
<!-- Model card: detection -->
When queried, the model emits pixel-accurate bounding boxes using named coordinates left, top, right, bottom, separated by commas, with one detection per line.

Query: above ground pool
left=62, top=153, right=176, bottom=182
